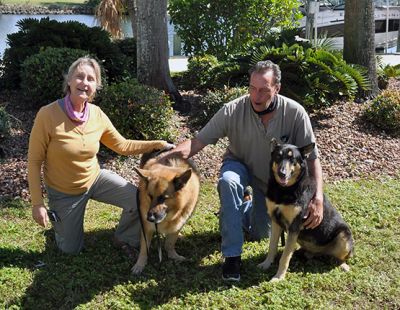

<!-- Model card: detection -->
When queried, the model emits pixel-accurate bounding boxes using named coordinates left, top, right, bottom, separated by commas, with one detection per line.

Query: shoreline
left=0, top=4, right=94, bottom=15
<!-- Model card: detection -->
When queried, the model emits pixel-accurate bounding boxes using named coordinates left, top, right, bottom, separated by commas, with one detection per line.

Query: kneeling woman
left=28, top=56, right=173, bottom=255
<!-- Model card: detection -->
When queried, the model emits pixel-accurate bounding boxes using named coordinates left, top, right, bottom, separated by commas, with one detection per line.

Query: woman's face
left=68, top=64, right=97, bottom=104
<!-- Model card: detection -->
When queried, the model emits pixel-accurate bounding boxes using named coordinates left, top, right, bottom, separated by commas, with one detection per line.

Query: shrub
left=364, top=89, right=400, bottom=135
left=95, top=79, right=176, bottom=141
left=184, top=55, right=219, bottom=89
left=0, top=106, right=11, bottom=139
left=191, top=86, right=248, bottom=128
left=114, top=38, right=137, bottom=79
left=183, top=55, right=249, bottom=90
left=20, top=47, right=94, bottom=109
left=1, top=17, right=127, bottom=89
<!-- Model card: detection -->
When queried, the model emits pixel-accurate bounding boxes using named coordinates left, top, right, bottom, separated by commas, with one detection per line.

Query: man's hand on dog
left=303, top=194, right=323, bottom=229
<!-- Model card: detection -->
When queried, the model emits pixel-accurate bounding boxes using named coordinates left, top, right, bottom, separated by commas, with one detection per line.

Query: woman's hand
left=32, top=204, right=49, bottom=227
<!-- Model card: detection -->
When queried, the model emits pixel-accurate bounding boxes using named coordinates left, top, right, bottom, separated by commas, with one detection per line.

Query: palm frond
left=96, top=0, right=124, bottom=38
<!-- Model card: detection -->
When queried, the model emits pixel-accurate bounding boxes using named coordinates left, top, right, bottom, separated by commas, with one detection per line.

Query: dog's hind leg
left=327, top=230, right=353, bottom=272
left=258, top=221, right=282, bottom=270
left=165, top=232, right=186, bottom=261
left=271, top=231, right=299, bottom=282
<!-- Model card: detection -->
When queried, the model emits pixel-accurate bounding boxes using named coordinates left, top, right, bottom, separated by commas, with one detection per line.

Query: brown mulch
left=1, top=81, right=399, bottom=203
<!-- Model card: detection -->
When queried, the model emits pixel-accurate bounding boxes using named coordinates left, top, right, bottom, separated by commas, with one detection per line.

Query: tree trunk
left=343, top=0, right=379, bottom=98
left=136, top=0, right=182, bottom=105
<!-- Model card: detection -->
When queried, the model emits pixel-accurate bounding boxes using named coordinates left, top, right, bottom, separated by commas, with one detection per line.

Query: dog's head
left=134, top=166, right=192, bottom=224
left=270, top=138, right=315, bottom=187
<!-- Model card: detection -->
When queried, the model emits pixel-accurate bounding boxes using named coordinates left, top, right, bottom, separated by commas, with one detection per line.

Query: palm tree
left=343, top=0, right=379, bottom=98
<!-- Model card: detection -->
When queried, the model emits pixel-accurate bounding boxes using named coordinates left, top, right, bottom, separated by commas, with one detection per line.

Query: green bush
left=0, top=17, right=128, bottom=89
left=364, top=89, right=400, bottom=135
left=114, top=38, right=137, bottom=79
left=95, top=79, right=176, bottom=141
left=20, top=47, right=94, bottom=109
left=191, top=86, right=248, bottom=128
left=0, top=106, right=11, bottom=139
left=185, top=55, right=219, bottom=89
left=182, top=55, right=249, bottom=90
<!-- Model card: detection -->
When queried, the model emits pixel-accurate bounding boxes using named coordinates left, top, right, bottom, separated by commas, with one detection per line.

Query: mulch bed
left=1, top=81, right=399, bottom=203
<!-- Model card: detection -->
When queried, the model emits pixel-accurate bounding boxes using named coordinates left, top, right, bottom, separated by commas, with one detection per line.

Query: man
left=164, top=60, right=323, bottom=281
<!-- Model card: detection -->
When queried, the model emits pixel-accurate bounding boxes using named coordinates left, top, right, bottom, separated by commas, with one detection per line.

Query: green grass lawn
left=1, top=0, right=86, bottom=6
left=1, top=177, right=399, bottom=309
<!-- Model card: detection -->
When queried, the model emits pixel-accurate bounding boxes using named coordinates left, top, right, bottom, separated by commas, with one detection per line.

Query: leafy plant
left=95, top=79, right=176, bottom=141
left=251, top=43, right=370, bottom=109
left=20, top=47, right=93, bottom=109
left=191, top=86, right=248, bottom=128
left=364, top=89, right=400, bottom=135
left=169, top=0, right=302, bottom=59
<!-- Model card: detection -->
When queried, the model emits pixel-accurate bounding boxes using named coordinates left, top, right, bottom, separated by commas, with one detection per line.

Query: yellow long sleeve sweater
left=28, top=101, right=167, bottom=205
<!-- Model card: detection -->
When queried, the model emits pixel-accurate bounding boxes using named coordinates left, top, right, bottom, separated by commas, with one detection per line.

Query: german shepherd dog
left=258, top=139, right=353, bottom=281
left=131, top=152, right=200, bottom=274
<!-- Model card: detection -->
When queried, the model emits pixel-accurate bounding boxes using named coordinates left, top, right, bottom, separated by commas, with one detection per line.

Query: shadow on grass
left=2, top=227, right=340, bottom=309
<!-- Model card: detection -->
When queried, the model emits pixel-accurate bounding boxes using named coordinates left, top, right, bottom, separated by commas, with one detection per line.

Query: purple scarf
left=64, top=95, right=89, bottom=124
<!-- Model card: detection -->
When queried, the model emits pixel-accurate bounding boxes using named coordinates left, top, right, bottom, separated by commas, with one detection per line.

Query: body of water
left=0, top=14, right=182, bottom=57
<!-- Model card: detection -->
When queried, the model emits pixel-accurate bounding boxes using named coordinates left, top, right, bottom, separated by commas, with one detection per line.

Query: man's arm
left=303, top=157, right=324, bottom=229
left=162, top=137, right=207, bottom=160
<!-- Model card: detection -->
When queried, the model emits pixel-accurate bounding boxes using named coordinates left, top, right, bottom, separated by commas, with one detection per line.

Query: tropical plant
left=251, top=43, right=370, bottom=109
left=168, top=0, right=302, bottom=59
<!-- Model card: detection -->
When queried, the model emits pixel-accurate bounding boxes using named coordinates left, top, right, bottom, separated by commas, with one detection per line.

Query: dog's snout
left=147, top=211, right=156, bottom=222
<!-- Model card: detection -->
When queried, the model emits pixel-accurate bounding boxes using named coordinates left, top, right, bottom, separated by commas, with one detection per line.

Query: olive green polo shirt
left=196, top=94, right=318, bottom=193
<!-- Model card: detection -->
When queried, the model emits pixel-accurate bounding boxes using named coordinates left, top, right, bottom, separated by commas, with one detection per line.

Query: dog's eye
left=157, top=195, right=167, bottom=203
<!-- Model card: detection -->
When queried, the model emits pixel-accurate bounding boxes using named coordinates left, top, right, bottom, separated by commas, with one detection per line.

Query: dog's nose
left=147, top=212, right=156, bottom=222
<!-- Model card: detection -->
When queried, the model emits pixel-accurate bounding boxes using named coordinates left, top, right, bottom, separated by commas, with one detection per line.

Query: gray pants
left=47, top=169, right=140, bottom=254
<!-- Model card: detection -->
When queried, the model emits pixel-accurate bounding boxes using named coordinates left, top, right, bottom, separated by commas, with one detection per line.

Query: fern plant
left=250, top=43, right=370, bottom=110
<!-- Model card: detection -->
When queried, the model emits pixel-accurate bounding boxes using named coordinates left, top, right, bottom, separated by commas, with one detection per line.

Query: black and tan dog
left=258, top=139, right=353, bottom=281
left=131, top=153, right=200, bottom=274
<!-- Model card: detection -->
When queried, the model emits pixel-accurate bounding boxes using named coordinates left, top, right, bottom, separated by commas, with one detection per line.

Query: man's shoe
left=222, top=256, right=241, bottom=282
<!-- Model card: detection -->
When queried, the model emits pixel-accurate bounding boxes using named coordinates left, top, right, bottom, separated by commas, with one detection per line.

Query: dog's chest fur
left=266, top=176, right=316, bottom=231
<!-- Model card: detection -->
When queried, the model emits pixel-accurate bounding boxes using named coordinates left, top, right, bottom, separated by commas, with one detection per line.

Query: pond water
left=0, top=14, right=181, bottom=57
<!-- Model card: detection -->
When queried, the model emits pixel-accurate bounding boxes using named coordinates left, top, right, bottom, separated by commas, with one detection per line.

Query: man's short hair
left=249, top=60, right=281, bottom=85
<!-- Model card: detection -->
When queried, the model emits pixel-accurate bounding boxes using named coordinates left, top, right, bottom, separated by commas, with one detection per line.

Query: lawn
left=1, top=177, right=399, bottom=309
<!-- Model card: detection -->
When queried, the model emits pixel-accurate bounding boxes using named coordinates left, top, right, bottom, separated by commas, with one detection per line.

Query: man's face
left=249, top=70, right=280, bottom=112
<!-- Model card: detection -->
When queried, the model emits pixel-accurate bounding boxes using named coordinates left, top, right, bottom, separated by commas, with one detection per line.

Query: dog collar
left=251, top=96, right=277, bottom=116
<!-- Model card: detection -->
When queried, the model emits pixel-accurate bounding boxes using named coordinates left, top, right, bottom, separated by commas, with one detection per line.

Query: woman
left=28, top=56, right=173, bottom=255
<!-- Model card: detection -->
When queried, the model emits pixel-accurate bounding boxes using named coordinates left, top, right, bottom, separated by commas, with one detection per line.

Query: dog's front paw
left=257, top=259, right=272, bottom=270
left=131, top=263, right=145, bottom=275
left=270, top=273, right=285, bottom=282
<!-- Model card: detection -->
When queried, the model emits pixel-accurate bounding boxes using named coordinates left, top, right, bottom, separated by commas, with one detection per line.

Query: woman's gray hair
left=249, top=60, right=281, bottom=85
left=62, top=56, right=102, bottom=97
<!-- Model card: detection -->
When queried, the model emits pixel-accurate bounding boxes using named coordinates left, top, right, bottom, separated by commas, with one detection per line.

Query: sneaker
left=222, top=256, right=241, bottom=282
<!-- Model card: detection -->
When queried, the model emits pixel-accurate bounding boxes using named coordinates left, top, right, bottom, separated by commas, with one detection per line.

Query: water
left=0, top=14, right=180, bottom=57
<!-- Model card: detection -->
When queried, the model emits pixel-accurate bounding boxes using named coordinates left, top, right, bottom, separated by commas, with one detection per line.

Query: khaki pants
left=46, top=169, right=140, bottom=254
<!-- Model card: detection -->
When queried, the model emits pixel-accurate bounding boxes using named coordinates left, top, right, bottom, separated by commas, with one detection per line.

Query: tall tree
left=97, top=0, right=181, bottom=103
left=343, top=0, right=378, bottom=98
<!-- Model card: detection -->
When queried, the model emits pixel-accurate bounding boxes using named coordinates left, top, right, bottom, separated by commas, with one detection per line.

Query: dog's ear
left=173, top=169, right=192, bottom=191
left=299, top=143, right=315, bottom=159
left=133, top=167, right=150, bottom=182
left=270, top=138, right=279, bottom=152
